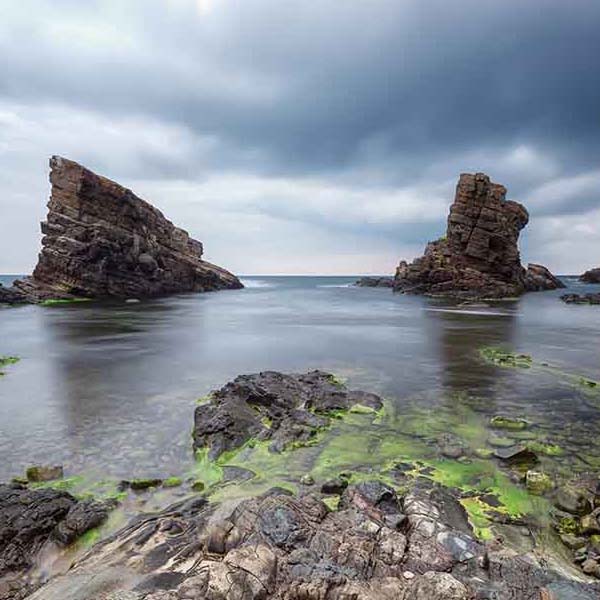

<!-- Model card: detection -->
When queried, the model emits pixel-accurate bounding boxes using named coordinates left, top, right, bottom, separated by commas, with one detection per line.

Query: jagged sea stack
left=394, top=173, right=560, bottom=299
left=11, top=157, right=242, bottom=301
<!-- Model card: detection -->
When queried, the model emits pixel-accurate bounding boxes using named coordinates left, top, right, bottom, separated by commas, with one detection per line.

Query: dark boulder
left=0, top=484, right=111, bottom=599
left=192, top=370, right=383, bottom=459
left=580, top=268, right=600, bottom=284
left=355, top=276, right=394, bottom=288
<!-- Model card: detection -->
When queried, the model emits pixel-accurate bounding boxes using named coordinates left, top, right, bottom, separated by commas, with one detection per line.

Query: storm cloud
left=1, top=0, right=599, bottom=274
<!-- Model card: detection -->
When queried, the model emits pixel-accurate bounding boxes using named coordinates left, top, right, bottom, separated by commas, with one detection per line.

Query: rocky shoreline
left=3, top=370, right=600, bottom=599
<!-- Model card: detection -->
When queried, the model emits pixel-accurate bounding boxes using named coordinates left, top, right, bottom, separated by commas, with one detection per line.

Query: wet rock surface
left=26, top=481, right=600, bottom=600
left=193, top=370, right=383, bottom=458
left=580, top=268, right=600, bottom=284
left=0, top=483, right=111, bottom=599
left=561, top=293, right=600, bottom=305
left=394, top=173, right=561, bottom=299
left=525, top=263, right=566, bottom=291
left=4, top=156, right=242, bottom=303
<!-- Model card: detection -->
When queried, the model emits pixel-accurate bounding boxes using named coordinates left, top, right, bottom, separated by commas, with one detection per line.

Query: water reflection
left=1, top=276, right=599, bottom=481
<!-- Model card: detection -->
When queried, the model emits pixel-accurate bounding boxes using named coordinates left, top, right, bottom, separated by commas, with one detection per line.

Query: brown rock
left=525, top=263, right=565, bottom=291
left=8, top=156, right=242, bottom=303
left=394, top=173, right=535, bottom=299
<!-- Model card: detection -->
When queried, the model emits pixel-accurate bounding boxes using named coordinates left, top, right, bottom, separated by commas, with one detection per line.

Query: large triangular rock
left=9, top=156, right=242, bottom=302
left=394, top=173, right=560, bottom=298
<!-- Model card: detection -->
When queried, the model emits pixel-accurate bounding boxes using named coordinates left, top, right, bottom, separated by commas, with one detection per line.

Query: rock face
left=8, top=156, right=242, bottom=302
left=193, top=370, right=383, bottom=458
left=581, top=268, right=600, bottom=284
left=0, top=483, right=110, bottom=600
left=394, top=173, right=560, bottom=299
left=26, top=481, right=600, bottom=600
left=354, top=276, right=394, bottom=288
left=524, top=263, right=565, bottom=291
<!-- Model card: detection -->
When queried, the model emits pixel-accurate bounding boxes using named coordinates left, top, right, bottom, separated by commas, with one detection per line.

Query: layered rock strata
left=8, top=156, right=242, bottom=302
left=524, top=263, right=565, bottom=291
left=394, top=173, right=560, bottom=298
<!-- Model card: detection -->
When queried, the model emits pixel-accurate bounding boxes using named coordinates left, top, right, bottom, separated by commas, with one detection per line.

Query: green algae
left=490, top=415, right=529, bottom=430
left=0, top=355, right=19, bottom=376
left=480, top=347, right=532, bottom=369
left=480, top=346, right=600, bottom=398
left=40, top=297, right=91, bottom=307
left=527, top=441, right=565, bottom=457
left=162, top=477, right=183, bottom=488
left=322, top=496, right=340, bottom=511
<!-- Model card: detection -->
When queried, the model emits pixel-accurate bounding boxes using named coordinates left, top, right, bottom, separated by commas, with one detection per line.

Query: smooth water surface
left=1, top=275, right=599, bottom=482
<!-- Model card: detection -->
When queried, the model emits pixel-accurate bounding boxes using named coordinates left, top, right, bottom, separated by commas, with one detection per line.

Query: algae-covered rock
left=580, top=509, right=600, bottom=535
left=490, top=415, right=529, bottom=430
left=26, top=464, right=63, bottom=482
left=0, top=356, right=19, bottom=376
left=193, top=370, right=383, bottom=459
left=526, top=471, right=553, bottom=496
left=129, top=478, right=163, bottom=491
left=162, top=477, right=183, bottom=488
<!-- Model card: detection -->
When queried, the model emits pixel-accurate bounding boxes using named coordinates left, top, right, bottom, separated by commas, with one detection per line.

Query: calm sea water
left=1, top=274, right=599, bottom=482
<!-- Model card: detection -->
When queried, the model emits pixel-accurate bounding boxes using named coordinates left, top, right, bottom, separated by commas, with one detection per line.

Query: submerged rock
left=394, top=173, right=561, bottom=299
left=561, top=293, right=600, bottom=305
left=193, top=370, right=383, bottom=459
left=4, top=156, right=242, bottom=304
left=580, top=268, right=600, bottom=284
left=25, top=464, right=64, bottom=482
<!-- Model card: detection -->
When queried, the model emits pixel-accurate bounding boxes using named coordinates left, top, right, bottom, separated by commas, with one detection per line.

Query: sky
left=0, top=0, right=599, bottom=275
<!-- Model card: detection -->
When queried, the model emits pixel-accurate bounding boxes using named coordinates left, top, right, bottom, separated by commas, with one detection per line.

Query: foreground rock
left=193, top=370, right=383, bottom=458
left=354, top=276, right=394, bottom=288
left=394, top=173, right=561, bottom=299
left=4, top=156, right=242, bottom=303
left=0, top=483, right=111, bottom=600
left=525, top=263, right=565, bottom=291
left=580, top=268, right=600, bottom=284
left=561, top=293, right=600, bottom=305
left=27, top=481, right=600, bottom=600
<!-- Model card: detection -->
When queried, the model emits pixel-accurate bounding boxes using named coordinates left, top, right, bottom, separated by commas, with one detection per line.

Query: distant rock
left=580, top=268, right=600, bottom=284
left=561, top=293, right=600, bottom=305
left=4, top=156, right=242, bottom=304
left=524, top=263, right=565, bottom=291
left=394, top=173, right=560, bottom=299
left=354, top=276, right=394, bottom=288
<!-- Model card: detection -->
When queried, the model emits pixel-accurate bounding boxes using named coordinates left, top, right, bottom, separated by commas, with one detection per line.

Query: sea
left=0, top=274, right=599, bottom=485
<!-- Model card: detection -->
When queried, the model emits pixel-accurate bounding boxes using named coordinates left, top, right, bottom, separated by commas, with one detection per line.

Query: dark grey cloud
left=0, top=0, right=598, bottom=274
